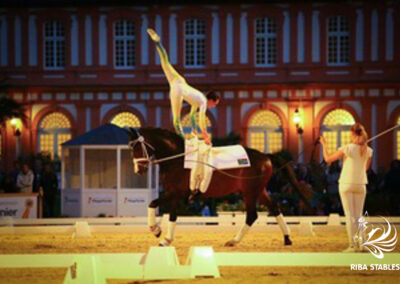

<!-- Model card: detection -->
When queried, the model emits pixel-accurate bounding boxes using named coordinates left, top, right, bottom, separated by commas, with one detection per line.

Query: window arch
left=321, top=108, right=355, bottom=154
left=255, top=17, right=277, bottom=66
left=184, top=18, right=206, bottom=67
left=44, top=20, right=66, bottom=69
left=114, top=20, right=136, bottom=68
left=110, top=112, right=141, bottom=128
left=38, top=112, right=71, bottom=159
left=181, top=112, right=211, bottom=139
left=247, top=110, right=283, bottom=153
left=327, top=15, right=350, bottom=65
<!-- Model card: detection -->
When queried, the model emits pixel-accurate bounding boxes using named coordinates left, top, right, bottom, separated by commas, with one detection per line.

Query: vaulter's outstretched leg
left=147, top=28, right=183, bottom=84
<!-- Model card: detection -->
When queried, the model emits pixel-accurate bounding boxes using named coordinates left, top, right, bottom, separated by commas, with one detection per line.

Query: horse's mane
left=140, top=127, right=184, bottom=151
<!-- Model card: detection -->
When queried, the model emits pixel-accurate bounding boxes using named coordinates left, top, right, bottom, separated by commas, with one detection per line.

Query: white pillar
left=226, top=13, right=233, bottom=64
left=297, top=12, right=304, bottom=63
left=355, top=9, right=364, bottom=62
left=14, top=16, right=22, bottom=66
left=71, top=14, right=79, bottom=66
left=283, top=11, right=290, bottom=63
left=240, top=12, right=248, bottom=64
left=28, top=15, right=37, bottom=66
left=85, top=15, right=92, bottom=66
left=169, top=14, right=177, bottom=64
left=0, top=16, right=8, bottom=66
left=371, top=9, right=378, bottom=62
left=155, top=14, right=162, bottom=65
left=385, top=8, right=394, bottom=61
left=372, top=104, right=378, bottom=171
left=99, top=14, right=107, bottom=66
left=311, top=10, right=320, bottom=62
left=141, top=14, right=149, bottom=65
left=211, top=12, right=219, bottom=64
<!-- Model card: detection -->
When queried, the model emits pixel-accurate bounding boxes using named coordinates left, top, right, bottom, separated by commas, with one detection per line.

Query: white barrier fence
left=0, top=213, right=399, bottom=235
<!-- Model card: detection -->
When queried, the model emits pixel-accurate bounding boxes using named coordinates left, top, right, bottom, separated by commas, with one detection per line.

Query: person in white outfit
left=147, top=28, right=219, bottom=201
left=320, top=123, right=373, bottom=252
left=16, top=163, right=34, bottom=193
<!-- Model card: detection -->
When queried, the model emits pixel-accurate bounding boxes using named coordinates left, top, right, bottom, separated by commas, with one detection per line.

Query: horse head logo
left=355, top=211, right=398, bottom=259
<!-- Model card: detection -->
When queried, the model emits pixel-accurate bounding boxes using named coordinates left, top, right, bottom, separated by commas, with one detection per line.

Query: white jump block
left=64, top=255, right=106, bottom=284
left=73, top=221, right=91, bottom=238
left=298, top=220, right=315, bottom=236
left=143, top=247, right=190, bottom=280
left=186, top=247, right=220, bottom=278
left=328, top=213, right=341, bottom=226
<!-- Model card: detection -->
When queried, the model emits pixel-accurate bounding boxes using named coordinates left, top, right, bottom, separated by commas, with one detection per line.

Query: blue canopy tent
left=61, top=124, right=158, bottom=217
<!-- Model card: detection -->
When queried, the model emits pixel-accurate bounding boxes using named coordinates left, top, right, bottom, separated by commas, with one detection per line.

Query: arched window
left=114, top=20, right=135, bottom=68
left=396, top=116, right=400, bottom=159
left=38, top=112, right=71, bottom=159
left=184, top=18, right=206, bottom=67
left=321, top=109, right=355, bottom=154
left=110, top=112, right=141, bottom=128
left=181, top=112, right=211, bottom=139
left=327, top=15, right=350, bottom=65
left=248, top=110, right=283, bottom=153
left=44, top=20, right=66, bottom=69
left=255, top=17, right=277, bottom=66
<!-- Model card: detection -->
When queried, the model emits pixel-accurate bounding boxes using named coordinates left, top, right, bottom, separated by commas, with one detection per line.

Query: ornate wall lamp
left=293, top=108, right=304, bottom=135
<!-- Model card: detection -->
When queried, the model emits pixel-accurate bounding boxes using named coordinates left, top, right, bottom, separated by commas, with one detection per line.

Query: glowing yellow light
left=10, top=118, right=18, bottom=126
left=293, top=109, right=301, bottom=125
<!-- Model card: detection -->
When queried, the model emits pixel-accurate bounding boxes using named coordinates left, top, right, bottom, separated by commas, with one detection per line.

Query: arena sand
left=0, top=226, right=399, bottom=283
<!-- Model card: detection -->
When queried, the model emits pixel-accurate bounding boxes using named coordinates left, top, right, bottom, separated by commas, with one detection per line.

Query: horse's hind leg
left=261, top=190, right=292, bottom=245
left=225, top=197, right=258, bottom=247
left=159, top=196, right=178, bottom=247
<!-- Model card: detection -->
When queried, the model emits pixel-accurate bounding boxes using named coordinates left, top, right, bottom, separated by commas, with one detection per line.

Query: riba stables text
left=351, top=264, right=400, bottom=271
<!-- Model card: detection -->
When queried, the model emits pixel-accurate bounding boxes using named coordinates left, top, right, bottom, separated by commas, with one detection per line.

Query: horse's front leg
left=148, top=199, right=162, bottom=238
left=225, top=205, right=257, bottom=247
left=159, top=197, right=178, bottom=247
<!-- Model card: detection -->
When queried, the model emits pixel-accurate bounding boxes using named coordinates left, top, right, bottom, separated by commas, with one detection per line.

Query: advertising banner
left=0, top=194, right=38, bottom=219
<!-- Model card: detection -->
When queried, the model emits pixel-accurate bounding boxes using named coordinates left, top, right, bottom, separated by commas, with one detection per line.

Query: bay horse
left=128, top=127, right=292, bottom=247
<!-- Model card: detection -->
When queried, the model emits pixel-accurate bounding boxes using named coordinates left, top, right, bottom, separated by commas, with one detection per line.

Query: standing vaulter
left=320, top=123, right=373, bottom=252
left=147, top=28, right=219, bottom=145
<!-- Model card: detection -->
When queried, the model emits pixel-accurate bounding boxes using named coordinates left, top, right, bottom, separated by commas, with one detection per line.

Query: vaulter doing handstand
left=147, top=28, right=219, bottom=145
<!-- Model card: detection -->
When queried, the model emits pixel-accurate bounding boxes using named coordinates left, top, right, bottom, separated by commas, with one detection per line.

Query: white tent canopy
left=61, top=124, right=158, bottom=217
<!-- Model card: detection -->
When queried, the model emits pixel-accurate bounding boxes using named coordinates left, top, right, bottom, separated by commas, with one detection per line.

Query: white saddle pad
left=184, top=140, right=251, bottom=170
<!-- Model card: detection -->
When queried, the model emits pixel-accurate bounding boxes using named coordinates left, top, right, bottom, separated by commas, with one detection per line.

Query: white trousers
left=339, top=183, right=366, bottom=247
left=189, top=140, right=213, bottom=193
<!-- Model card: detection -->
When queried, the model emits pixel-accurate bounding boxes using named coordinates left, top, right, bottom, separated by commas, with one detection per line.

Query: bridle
left=129, top=129, right=155, bottom=173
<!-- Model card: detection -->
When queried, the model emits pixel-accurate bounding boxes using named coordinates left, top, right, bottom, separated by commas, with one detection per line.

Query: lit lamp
left=10, top=118, right=22, bottom=136
left=293, top=108, right=303, bottom=135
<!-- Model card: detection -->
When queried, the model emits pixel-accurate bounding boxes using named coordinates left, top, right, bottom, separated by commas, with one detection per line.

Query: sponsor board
left=0, top=196, right=37, bottom=218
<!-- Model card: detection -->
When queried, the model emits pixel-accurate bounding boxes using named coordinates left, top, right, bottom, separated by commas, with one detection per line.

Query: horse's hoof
left=150, top=225, right=162, bottom=238
left=284, top=235, right=292, bottom=246
left=224, top=240, right=237, bottom=247
left=159, top=238, right=172, bottom=247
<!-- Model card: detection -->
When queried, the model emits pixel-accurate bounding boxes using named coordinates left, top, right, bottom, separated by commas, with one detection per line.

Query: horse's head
left=127, top=128, right=155, bottom=175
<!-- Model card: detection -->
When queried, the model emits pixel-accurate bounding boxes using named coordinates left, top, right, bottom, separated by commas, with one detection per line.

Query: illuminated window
left=327, top=16, right=350, bottom=65
left=111, top=112, right=141, bottom=128
left=184, top=18, right=206, bottom=67
left=248, top=110, right=283, bottom=153
left=38, top=112, right=71, bottom=159
left=114, top=20, right=135, bottom=68
left=255, top=17, right=277, bottom=66
left=397, top=117, right=400, bottom=159
left=44, top=21, right=65, bottom=69
left=321, top=108, right=355, bottom=154
left=181, top=112, right=212, bottom=139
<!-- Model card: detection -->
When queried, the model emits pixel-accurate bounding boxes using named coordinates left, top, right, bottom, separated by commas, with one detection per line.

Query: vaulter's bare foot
left=147, top=28, right=160, bottom=42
